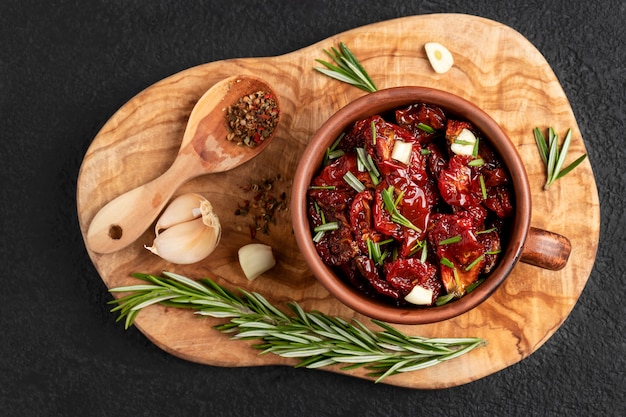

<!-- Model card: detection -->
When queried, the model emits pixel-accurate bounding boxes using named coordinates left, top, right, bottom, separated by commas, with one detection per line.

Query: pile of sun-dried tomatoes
left=308, top=102, right=513, bottom=306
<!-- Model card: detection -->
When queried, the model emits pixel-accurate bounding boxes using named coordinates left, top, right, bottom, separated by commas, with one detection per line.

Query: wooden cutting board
left=76, top=14, right=599, bottom=389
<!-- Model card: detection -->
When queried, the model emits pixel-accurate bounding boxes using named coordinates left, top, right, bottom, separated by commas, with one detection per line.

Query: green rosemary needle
left=381, top=186, right=421, bottom=232
left=533, top=127, right=587, bottom=189
left=109, top=271, right=485, bottom=383
left=315, top=42, right=378, bottom=93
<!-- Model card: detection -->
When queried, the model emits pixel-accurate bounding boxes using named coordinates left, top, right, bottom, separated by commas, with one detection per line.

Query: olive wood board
left=76, top=14, right=600, bottom=389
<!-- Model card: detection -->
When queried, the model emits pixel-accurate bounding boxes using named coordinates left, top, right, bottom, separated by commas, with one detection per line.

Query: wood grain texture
left=76, top=14, right=600, bottom=389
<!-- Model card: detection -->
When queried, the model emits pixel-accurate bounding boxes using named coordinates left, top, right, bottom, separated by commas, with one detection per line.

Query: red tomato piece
left=438, top=155, right=482, bottom=208
left=395, top=103, right=447, bottom=144
left=350, top=190, right=383, bottom=253
left=383, top=257, right=442, bottom=302
left=355, top=256, right=401, bottom=299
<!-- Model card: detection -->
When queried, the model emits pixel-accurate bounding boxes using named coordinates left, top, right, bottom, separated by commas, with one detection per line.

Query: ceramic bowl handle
left=520, top=227, right=571, bottom=271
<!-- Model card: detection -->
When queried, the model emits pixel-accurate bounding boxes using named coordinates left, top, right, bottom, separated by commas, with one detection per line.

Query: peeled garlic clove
left=146, top=193, right=221, bottom=264
left=404, top=285, right=434, bottom=306
left=425, top=42, right=454, bottom=74
left=155, top=193, right=206, bottom=232
left=238, top=243, right=276, bottom=281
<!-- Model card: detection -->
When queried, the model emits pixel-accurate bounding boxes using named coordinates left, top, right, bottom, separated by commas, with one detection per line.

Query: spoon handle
left=86, top=151, right=202, bottom=254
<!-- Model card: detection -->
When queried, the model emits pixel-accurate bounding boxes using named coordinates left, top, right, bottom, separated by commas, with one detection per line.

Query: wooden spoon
left=86, top=75, right=280, bottom=254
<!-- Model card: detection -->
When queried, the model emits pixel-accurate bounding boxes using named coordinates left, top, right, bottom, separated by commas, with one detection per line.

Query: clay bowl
left=291, top=86, right=571, bottom=325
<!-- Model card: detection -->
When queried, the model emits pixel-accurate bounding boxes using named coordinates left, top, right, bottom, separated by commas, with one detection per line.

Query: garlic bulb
left=238, top=243, right=276, bottom=281
left=145, top=193, right=221, bottom=264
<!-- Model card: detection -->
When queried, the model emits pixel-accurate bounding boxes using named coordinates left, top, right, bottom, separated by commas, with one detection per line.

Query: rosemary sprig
left=315, top=42, right=378, bottom=93
left=533, top=127, right=587, bottom=189
left=109, top=271, right=485, bottom=383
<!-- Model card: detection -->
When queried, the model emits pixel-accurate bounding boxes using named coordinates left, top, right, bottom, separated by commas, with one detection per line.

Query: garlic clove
left=155, top=193, right=206, bottom=233
left=146, top=217, right=221, bottom=264
left=238, top=243, right=276, bottom=281
left=390, top=140, right=413, bottom=165
left=424, top=42, right=454, bottom=74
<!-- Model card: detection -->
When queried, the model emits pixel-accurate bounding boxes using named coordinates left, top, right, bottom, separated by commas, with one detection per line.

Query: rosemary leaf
left=439, top=235, right=462, bottom=245
left=417, top=123, right=435, bottom=134
left=546, top=129, right=559, bottom=184
left=315, top=65, right=362, bottom=87
left=274, top=347, right=333, bottom=358
left=395, top=358, right=442, bottom=373
left=533, top=128, right=548, bottom=165
left=373, top=359, right=413, bottom=383
left=468, top=158, right=484, bottom=167
left=552, top=128, right=572, bottom=181
left=555, top=153, right=587, bottom=180
left=479, top=175, right=487, bottom=200
left=303, top=357, right=337, bottom=369
left=435, top=293, right=455, bottom=306
left=109, top=284, right=164, bottom=292
left=314, top=221, right=340, bottom=233
left=440, top=257, right=455, bottom=269
left=108, top=272, right=486, bottom=383
left=343, top=171, right=366, bottom=192
left=465, top=255, right=485, bottom=271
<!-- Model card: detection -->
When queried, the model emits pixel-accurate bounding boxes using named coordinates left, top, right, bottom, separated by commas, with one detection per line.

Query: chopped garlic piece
left=424, top=42, right=454, bottom=74
left=404, top=285, right=434, bottom=306
left=450, top=128, right=477, bottom=156
left=391, top=140, right=413, bottom=165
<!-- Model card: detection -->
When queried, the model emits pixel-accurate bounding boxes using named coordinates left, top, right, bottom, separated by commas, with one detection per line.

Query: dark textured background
left=1, top=0, right=624, bottom=416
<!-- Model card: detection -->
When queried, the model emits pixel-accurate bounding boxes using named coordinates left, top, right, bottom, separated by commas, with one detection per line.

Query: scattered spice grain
left=234, top=174, right=289, bottom=239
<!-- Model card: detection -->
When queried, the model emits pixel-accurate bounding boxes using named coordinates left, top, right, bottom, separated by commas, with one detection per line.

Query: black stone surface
left=1, top=1, right=624, bottom=416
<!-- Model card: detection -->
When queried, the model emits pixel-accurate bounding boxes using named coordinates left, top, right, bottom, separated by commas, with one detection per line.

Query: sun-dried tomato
left=395, top=103, right=447, bottom=144
left=438, top=155, right=482, bottom=208
left=483, top=185, right=514, bottom=218
left=355, top=256, right=401, bottom=299
left=365, top=116, right=417, bottom=167
left=477, top=229, right=501, bottom=274
left=313, top=212, right=358, bottom=267
left=445, top=119, right=477, bottom=146
left=350, top=190, right=383, bottom=253
left=425, top=142, right=447, bottom=181
left=312, top=154, right=370, bottom=189
left=427, top=212, right=489, bottom=295
left=383, top=258, right=441, bottom=299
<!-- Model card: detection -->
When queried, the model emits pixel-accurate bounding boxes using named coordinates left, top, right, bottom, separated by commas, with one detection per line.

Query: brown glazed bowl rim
left=291, top=86, right=531, bottom=324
